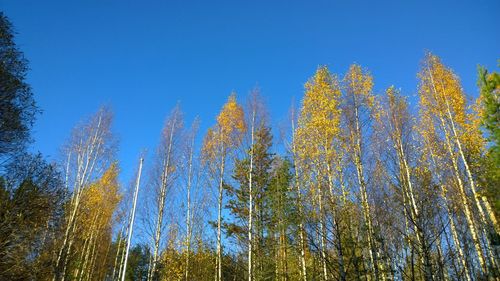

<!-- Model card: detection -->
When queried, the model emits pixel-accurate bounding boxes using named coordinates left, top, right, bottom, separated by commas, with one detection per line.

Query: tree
left=71, top=163, right=121, bottom=281
left=288, top=102, right=309, bottom=281
left=225, top=123, right=274, bottom=280
left=182, top=118, right=200, bottom=281
left=268, top=157, right=298, bottom=281
left=0, top=153, right=64, bottom=280
left=147, top=105, right=183, bottom=281
left=341, top=64, right=381, bottom=280
left=202, top=93, right=246, bottom=281
left=295, top=66, right=345, bottom=280
left=478, top=65, right=500, bottom=229
left=0, top=13, right=37, bottom=163
left=124, top=244, right=150, bottom=281
left=418, top=52, right=497, bottom=277
left=54, top=106, right=116, bottom=281
left=374, top=86, right=439, bottom=280
left=244, top=89, right=265, bottom=281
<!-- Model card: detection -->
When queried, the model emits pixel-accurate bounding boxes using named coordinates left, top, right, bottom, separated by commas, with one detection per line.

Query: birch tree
left=54, top=107, right=116, bottom=281
left=202, top=93, right=246, bottom=281
left=418, top=53, right=497, bottom=276
left=72, top=163, right=121, bottom=281
left=375, top=86, right=439, bottom=280
left=341, top=64, right=381, bottom=280
left=295, top=66, right=344, bottom=281
left=243, top=89, right=269, bottom=281
left=287, top=102, right=309, bottom=281
left=183, top=118, right=200, bottom=281
left=147, top=105, right=183, bottom=281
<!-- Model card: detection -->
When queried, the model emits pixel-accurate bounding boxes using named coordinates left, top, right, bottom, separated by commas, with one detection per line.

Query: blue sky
left=1, top=0, right=499, bottom=185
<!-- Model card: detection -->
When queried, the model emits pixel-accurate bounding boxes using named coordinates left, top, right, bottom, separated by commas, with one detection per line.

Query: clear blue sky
left=1, top=0, right=499, bottom=183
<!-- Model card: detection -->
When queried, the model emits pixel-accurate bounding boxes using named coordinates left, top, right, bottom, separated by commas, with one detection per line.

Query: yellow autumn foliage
left=418, top=53, right=466, bottom=125
left=79, top=163, right=121, bottom=234
left=202, top=93, right=246, bottom=161
left=343, top=64, right=375, bottom=108
left=296, top=66, right=341, bottom=163
left=418, top=52, right=484, bottom=159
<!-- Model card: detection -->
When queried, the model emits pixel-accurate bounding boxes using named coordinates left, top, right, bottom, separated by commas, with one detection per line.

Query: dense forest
left=0, top=12, right=499, bottom=281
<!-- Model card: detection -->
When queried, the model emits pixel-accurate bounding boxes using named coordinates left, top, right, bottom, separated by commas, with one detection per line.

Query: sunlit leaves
left=78, top=163, right=121, bottom=239
left=202, top=93, right=246, bottom=161
left=296, top=66, right=341, bottom=162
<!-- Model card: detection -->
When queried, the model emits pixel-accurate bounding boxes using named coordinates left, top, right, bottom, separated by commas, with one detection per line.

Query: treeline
left=0, top=12, right=499, bottom=281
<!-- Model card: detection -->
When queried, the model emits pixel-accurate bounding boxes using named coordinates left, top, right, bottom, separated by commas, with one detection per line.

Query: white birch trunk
left=248, top=110, right=255, bottom=281
left=216, top=148, right=225, bottom=281
left=291, top=114, right=308, bottom=281
left=149, top=112, right=178, bottom=281
left=121, top=158, right=143, bottom=281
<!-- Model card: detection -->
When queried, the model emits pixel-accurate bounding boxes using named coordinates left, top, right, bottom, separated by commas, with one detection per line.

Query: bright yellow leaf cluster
left=418, top=53, right=466, bottom=125
left=296, top=66, right=341, bottom=162
left=343, top=64, right=375, bottom=108
left=418, top=53, right=484, bottom=158
left=79, top=163, right=121, bottom=231
left=202, top=93, right=246, bottom=161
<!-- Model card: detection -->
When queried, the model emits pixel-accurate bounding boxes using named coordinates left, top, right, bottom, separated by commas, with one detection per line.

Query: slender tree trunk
left=121, top=158, right=143, bottom=281
left=275, top=231, right=280, bottom=281
left=55, top=113, right=105, bottom=281
left=318, top=186, right=329, bottom=281
left=444, top=188, right=471, bottom=280
left=439, top=114, right=487, bottom=273
left=148, top=160, right=167, bottom=281
left=117, top=230, right=128, bottom=281
left=55, top=189, right=82, bottom=281
left=291, top=114, right=308, bottom=281
left=111, top=229, right=124, bottom=281
left=216, top=145, right=226, bottom=281
left=355, top=144, right=379, bottom=281
left=445, top=92, right=498, bottom=233
left=325, top=161, right=346, bottom=281
left=185, top=132, right=195, bottom=281
left=444, top=99, right=498, bottom=271
left=482, top=197, right=499, bottom=233
left=427, top=68, right=489, bottom=275
left=78, top=218, right=97, bottom=281
left=83, top=228, right=99, bottom=281
left=149, top=114, right=178, bottom=281
left=435, top=229, right=449, bottom=281
left=248, top=111, right=255, bottom=281
left=61, top=239, right=74, bottom=281
left=283, top=225, right=289, bottom=281
left=352, top=102, right=379, bottom=281
left=74, top=236, right=89, bottom=280
left=427, top=142, right=472, bottom=281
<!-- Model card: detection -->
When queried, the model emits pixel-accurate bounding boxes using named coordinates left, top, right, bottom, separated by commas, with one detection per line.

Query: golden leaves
left=216, top=93, right=247, bottom=147
left=418, top=52, right=466, bottom=125
left=462, top=99, right=485, bottom=158
left=343, top=64, right=375, bottom=108
left=418, top=52, right=485, bottom=169
left=295, top=66, right=341, bottom=161
left=201, top=127, right=218, bottom=163
left=298, top=66, right=341, bottom=142
left=293, top=65, right=345, bottom=192
left=202, top=93, right=246, bottom=162
left=79, top=163, right=121, bottom=228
